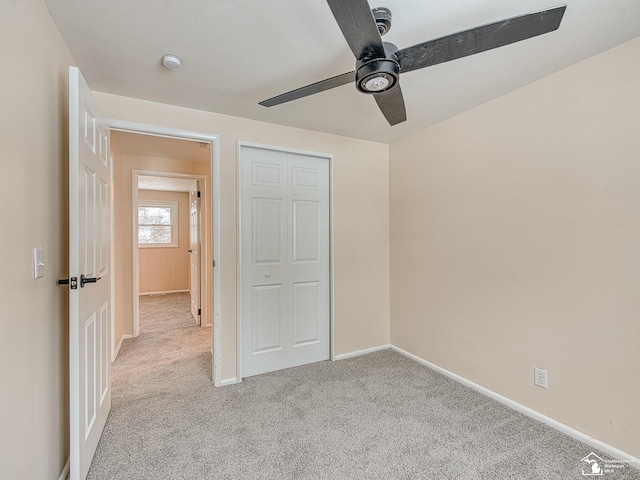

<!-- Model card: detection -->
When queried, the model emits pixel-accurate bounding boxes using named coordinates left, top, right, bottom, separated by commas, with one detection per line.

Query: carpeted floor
left=86, top=293, right=639, bottom=479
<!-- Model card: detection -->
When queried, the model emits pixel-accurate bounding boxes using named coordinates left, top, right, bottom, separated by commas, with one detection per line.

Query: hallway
left=117, top=292, right=210, bottom=375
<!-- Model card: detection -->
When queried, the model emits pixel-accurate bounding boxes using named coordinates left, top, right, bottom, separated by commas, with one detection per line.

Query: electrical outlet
left=534, top=367, right=548, bottom=389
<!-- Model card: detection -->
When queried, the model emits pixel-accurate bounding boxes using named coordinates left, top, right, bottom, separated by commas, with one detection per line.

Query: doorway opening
left=133, top=170, right=207, bottom=333
left=109, top=123, right=222, bottom=386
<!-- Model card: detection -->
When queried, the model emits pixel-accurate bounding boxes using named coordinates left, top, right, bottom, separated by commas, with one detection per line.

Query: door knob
left=265, top=272, right=271, bottom=278
left=187, top=249, right=194, bottom=253
left=80, top=274, right=101, bottom=287
left=57, top=277, right=78, bottom=289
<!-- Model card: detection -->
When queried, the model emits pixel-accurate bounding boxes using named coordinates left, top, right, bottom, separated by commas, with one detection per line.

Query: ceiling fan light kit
left=356, top=55, right=399, bottom=94
left=259, top=0, right=567, bottom=126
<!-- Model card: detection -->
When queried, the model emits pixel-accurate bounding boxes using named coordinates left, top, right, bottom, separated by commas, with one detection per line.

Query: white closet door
left=240, top=146, right=330, bottom=378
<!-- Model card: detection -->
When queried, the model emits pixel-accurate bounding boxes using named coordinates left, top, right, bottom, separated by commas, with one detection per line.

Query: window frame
left=137, top=199, right=179, bottom=248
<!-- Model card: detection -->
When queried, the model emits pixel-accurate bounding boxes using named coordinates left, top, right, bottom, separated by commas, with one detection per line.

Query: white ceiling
left=45, top=0, right=640, bottom=144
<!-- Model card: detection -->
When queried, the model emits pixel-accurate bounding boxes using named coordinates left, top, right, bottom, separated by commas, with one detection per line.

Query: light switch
left=34, top=248, right=44, bottom=279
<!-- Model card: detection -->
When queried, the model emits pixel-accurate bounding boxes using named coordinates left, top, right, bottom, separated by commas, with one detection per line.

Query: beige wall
left=138, top=190, right=190, bottom=294
left=0, top=0, right=75, bottom=478
left=389, top=37, right=640, bottom=457
left=97, top=92, right=391, bottom=380
left=112, top=150, right=210, bottom=345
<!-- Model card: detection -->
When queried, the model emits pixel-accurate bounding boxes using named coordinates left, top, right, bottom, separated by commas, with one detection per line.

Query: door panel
left=292, top=200, right=319, bottom=262
left=83, top=166, right=96, bottom=276
left=253, top=198, right=284, bottom=263
left=292, top=281, right=320, bottom=346
left=292, top=167, right=319, bottom=189
left=240, top=146, right=329, bottom=378
left=99, top=301, right=109, bottom=402
left=287, top=152, right=330, bottom=362
left=84, top=312, right=97, bottom=434
left=69, top=67, right=111, bottom=480
left=252, top=284, right=284, bottom=353
left=99, top=178, right=109, bottom=274
left=253, top=162, right=283, bottom=186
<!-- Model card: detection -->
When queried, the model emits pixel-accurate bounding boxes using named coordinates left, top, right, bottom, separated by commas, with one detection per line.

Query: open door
left=189, top=180, right=201, bottom=325
left=67, top=66, right=111, bottom=480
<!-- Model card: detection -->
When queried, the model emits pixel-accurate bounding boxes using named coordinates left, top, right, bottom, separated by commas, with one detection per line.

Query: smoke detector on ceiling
left=162, top=54, right=181, bottom=70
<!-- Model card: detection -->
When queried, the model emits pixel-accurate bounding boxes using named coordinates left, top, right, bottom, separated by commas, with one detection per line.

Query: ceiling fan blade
left=395, top=6, right=567, bottom=73
left=259, top=71, right=356, bottom=107
left=374, top=85, right=407, bottom=126
left=326, top=0, right=385, bottom=60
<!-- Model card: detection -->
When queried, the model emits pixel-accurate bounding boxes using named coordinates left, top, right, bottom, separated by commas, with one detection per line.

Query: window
left=138, top=200, right=178, bottom=247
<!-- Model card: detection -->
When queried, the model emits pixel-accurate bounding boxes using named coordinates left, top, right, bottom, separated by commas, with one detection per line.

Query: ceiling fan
left=259, top=0, right=566, bottom=126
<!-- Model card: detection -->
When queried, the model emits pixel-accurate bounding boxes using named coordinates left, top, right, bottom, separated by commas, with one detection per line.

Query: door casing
left=109, top=121, right=223, bottom=386
left=236, top=141, right=335, bottom=382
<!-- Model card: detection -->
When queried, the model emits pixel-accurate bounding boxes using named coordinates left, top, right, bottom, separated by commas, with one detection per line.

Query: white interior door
left=68, top=66, right=111, bottom=480
left=189, top=181, right=201, bottom=325
left=240, top=145, right=330, bottom=378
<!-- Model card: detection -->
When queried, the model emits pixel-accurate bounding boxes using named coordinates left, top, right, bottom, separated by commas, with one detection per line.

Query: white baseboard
left=58, top=457, right=69, bottom=480
left=218, top=344, right=392, bottom=386
left=139, top=289, right=189, bottom=296
left=112, top=334, right=134, bottom=362
left=390, top=345, right=640, bottom=469
left=334, top=344, right=390, bottom=361
left=219, top=377, right=238, bottom=387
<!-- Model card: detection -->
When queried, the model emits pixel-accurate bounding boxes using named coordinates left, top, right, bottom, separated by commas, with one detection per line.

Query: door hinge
left=212, top=259, right=215, bottom=267
left=197, top=191, right=201, bottom=198
left=198, top=308, right=201, bottom=316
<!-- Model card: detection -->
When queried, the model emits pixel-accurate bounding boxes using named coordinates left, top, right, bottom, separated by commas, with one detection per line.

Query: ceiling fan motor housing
left=356, top=42, right=400, bottom=94
left=372, top=7, right=392, bottom=35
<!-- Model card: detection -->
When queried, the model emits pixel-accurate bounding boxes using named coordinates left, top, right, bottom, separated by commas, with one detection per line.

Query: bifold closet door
left=240, top=146, right=329, bottom=377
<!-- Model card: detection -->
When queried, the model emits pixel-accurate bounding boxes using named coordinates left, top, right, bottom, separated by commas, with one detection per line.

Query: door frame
left=132, top=170, right=207, bottom=331
left=109, top=120, right=223, bottom=386
left=235, top=141, right=335, bottom=383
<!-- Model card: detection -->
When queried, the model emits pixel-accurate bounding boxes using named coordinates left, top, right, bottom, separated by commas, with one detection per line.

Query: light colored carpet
left=86, top=293, right=639, bottom=479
